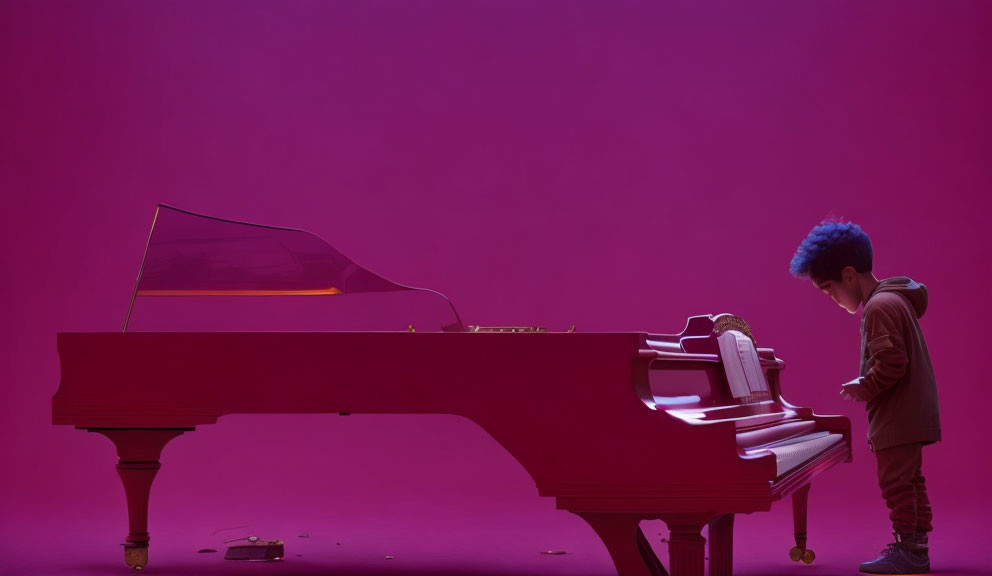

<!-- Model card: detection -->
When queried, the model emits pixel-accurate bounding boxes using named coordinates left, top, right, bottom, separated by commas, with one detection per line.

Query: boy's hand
left=840, top=378, right=868, bottom=402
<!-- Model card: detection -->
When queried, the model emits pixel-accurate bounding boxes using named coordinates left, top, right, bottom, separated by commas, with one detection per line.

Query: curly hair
left=789, top=219, right=873, bottom=281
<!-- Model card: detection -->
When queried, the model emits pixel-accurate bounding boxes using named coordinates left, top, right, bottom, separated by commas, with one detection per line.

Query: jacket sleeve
left=859, top=299, right=909, bottom=400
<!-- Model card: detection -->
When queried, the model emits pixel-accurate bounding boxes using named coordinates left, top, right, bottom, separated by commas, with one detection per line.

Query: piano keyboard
left=743, top=431, right=845, bottom=477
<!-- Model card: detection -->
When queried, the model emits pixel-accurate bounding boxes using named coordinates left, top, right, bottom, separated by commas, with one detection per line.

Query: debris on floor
left=223, top=536, right=285, bottom=561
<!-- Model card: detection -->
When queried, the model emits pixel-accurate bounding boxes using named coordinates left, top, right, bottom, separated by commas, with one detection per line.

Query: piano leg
left=707, top=514, right=734, bottom=576
left=88, top=428, right=191, bottom=571
left=662, top=515, right=708, bottom=576
left=576, top=513, right=669, bottom=576
left=789, top=484, right=816, bottom=564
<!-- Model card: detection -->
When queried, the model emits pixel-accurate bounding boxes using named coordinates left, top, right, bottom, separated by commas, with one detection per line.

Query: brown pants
left=874, top=442, right=933, bottom=537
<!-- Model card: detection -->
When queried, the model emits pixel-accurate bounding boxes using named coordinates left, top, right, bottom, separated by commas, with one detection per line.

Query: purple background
left=1, top=1, right=989, bottom=574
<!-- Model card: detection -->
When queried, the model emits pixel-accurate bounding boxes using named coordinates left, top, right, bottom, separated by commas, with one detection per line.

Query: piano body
left=53, top=206, right=851, bottom=575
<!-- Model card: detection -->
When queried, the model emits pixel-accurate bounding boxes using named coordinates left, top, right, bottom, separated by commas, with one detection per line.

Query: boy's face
left=812, top=267, right=860, bottom=314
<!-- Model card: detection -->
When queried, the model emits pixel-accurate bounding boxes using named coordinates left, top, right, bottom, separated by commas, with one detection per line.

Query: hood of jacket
left=867, top=276, right=928, bottom=318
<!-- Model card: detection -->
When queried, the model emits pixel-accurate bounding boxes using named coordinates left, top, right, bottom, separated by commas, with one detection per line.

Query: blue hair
left=789, top=219, right=873, bottom=281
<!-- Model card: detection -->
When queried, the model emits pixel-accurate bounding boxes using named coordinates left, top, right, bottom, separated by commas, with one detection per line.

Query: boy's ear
left=841, top=266, right=858, bottom=284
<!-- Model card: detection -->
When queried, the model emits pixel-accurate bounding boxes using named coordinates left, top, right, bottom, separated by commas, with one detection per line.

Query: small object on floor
left=336, top=542, right=342, bottom=546
left=197, top=548, right=217, bottom=554
left=224, top=535, right=259, bottom=544
left=540, top=550, right=569, bottom=555
left=298, top=532, right=310, bottom=538
left=385, top=555, right=395, bottom=560
left=224, top=539, right=285, bottom=561
left=212, top=525, right=250, bottom=536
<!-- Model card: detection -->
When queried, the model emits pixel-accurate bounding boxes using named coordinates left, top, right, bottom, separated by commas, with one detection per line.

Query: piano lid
left=124, top=205, right=464, bottom=332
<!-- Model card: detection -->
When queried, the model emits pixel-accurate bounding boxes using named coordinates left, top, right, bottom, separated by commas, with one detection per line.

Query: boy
left=789, top=219, right=941, bottom=575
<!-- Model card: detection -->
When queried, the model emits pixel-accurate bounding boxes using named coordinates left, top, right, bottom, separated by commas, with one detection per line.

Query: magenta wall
left=1, top=1, right=989, bottom=574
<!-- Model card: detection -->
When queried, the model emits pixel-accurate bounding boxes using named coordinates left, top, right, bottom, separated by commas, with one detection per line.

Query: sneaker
left=859, top=540, right=931, bottom=575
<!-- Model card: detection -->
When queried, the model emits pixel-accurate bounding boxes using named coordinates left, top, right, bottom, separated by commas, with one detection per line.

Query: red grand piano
left=53, top=206, right=851, bottom=575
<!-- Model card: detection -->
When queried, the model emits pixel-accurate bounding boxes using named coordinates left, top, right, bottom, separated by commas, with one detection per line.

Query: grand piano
left=53, top=205, right=851, bottom=575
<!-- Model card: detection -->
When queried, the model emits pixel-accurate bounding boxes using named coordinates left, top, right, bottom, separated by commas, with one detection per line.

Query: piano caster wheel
left=789, top=546, right=816, bottom=564
left=124, top=546, right=148, bottom=571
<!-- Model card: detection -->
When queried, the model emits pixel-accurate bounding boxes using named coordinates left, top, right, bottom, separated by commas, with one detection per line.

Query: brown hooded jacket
left=859, top=276, right=941, bottom=451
